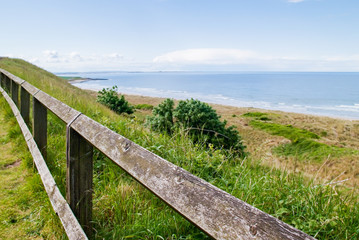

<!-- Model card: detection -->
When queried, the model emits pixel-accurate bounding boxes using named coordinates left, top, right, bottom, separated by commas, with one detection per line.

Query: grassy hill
left=1, top=58, right=358, bottom=239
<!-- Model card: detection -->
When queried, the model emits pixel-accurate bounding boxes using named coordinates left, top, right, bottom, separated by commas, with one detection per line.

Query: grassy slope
left=1, top=58, right=359, bottom=239
left=0, top=95, right=66, bottom=239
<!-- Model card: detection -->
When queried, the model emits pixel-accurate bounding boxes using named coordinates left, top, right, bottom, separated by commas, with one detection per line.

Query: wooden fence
left=0, top=69, right=315, bottom=240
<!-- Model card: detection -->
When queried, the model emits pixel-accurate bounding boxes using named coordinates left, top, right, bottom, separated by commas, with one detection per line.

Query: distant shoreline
left=59, top=76, right=107, bottom=84
left=62, top=72, right=359, bottom=121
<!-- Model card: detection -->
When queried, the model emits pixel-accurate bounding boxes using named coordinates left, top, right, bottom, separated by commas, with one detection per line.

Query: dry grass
left=111, top=93, right=359, bottom=190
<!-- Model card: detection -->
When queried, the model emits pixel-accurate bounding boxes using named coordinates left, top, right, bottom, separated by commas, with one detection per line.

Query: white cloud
left=7, top=49, right=359, bottom=72
left=28, top=50, right=136, bottom=71
left=105, top=53, right=124, bottom=60
left=324, top=55, right=359, bottom=62
left=152, top=48, right=359, bottom=71
left=153, top=48, right=258, bottom=65
left=43, top=50, right=59, bottom=60
left=69, top=52, right=83, bottom=62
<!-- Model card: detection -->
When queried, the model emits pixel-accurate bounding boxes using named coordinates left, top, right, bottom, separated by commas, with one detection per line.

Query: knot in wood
left=250, top=225, right=257, bottom=236
left=122, top=141, right=131, bottom=152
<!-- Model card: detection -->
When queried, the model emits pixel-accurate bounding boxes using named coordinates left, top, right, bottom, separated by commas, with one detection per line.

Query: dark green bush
left=146, top=98, right=246, bottom=156
left=146, top=98, right=174, bottom=134
left=97, top=86, right=134, bottom=114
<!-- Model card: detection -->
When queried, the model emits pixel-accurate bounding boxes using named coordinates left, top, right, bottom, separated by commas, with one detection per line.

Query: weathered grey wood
left=20, top=86, right=30, bottom=125
left=0, top=69, right=25, bottom=85
left=0, top=86, right=88, bottom=240
left=35, top=91, right=81, bottom=124
left=0, top=73, right=3, bottom=88
left=71, top=115, right=315, bottom=240
left=11, top=80, right=19, bottom=107
left=1, top=68, right=315, bottom=239
left=5, top=75, right=11, bottom=92
left=33, top=97, right=47, bottom=160
left=21, top=81, right=39, bottom=95
left=66, top=126, right=93, bottom=237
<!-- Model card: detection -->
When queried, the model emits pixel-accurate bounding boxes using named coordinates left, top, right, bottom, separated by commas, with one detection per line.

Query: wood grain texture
left=34, top=90, right=81, bottom=124
left=5, top=75, right=11, bottom=92
left=11, top=80, right=19, bottom=107
left=0, top=69, right=25, bottom=85
left=21, top=81, right=39, bottom=95
left=71, top=114, right=315, bottom=240
left=33, top=97, right=47, bottom=160
left=20, top=86, right=30, bottom=125
left=67, top=127, right=93, bottom=237
left=0, top=73, right=3, bottom=88
left=0, top=86, right=88, bottom=240
left=1, top=68, right=316, bottom=240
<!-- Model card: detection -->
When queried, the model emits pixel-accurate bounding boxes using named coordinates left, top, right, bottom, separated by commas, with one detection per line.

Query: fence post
left=66, top=126, right=93, bottom=237
left=20, top=86, right=30, bottom=125
left=5, top=75, right=10, bottom=93
left=33, top=97, right=47, bottom=159
left=11, top=80, right=19, bottom=107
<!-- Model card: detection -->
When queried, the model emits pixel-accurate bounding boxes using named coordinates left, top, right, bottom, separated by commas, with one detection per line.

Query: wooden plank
left=66, top=126, right=93, bottom=237
left=33, top=97, right=47, bottom=160
left=0, top=73, right=3, bottom=88
left=21, top=81, right=39, bottom=95
left=71, top=114, right=316, bottom=240
left=11, top=80, right=19, bottom=107
left=20, top=86, right=30, bottom=125
left=0, top=68, right=25, bottom=85
left=0, top=86, right=88, bottom=240
left=34, top=91, right=81, bottom=124
left=5, top=75, right=11, bottom=93
left=1, top=68, right=315, bottom=239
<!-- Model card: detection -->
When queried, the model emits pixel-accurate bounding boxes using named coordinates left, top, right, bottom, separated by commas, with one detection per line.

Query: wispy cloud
left=6, top=49, right=359, bottom=72
left=43, top=50, right=60, bottom=62
left=28, top=51, right=134, bottom=71
left=152, top=48, right=359, bottom=71
left=153, top=48, right=259, bottom=65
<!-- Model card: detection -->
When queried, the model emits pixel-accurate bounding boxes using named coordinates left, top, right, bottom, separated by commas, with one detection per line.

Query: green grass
left=273, top=139, right=358, bottom=162
left=249, top=120, right=357, bottom=162
left=0, top=96, right=67, bottom=239
left=242, top=112, right=268, bottom=118
left=249, top=120, right=320, bottom=141
left=242, top=111, right=272, bottom=121
left=135, top=103, right=154, bottom=110
left=59, top=76, right=83, bottom=80
left=1, top=58, right=359, bottom=239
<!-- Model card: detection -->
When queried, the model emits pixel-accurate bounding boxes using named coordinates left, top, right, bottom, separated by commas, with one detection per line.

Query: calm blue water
left=58, top=72, right=359, bottom=119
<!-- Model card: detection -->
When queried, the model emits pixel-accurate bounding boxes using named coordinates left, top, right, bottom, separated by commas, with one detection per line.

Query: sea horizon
left=57, top=71, right=359, bottom=120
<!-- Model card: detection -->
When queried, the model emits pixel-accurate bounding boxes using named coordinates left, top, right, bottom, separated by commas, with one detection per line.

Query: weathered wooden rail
left=0, top=68, right=316, bottom=240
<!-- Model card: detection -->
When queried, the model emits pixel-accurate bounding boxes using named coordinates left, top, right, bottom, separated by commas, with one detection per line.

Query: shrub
left=146, top=98, right=174, bottom=134
left=146, top=98, right=246, bottom=156
left=97, top=86, right=134, bottom=114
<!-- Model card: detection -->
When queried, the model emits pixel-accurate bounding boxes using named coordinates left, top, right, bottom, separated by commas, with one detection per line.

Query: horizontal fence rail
left=0, top=68, right=316, bottom=240
left=0, top=75, right=87, bottom=239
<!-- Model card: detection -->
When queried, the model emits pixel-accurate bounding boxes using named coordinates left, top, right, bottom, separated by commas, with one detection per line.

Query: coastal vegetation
left=146, top=98, right=246, bottom=156
left=246, top=115, right=358, bottom=162
left=1, top=58, right=359, bottom=239
left=97, top=85, right=134, bottom=114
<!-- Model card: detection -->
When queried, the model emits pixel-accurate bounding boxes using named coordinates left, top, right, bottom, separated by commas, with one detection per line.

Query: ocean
left=57, top=71, right=359, bottom=120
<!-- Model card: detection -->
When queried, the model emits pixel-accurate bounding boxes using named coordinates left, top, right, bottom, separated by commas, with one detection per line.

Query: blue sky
left=1, top=0, right=359, bottom=72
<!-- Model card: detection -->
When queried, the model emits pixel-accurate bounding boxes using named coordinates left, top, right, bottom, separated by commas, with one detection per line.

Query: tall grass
left=1, top=58, right=359, bottom=239
left=0, top=96, right=67, bottom=239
